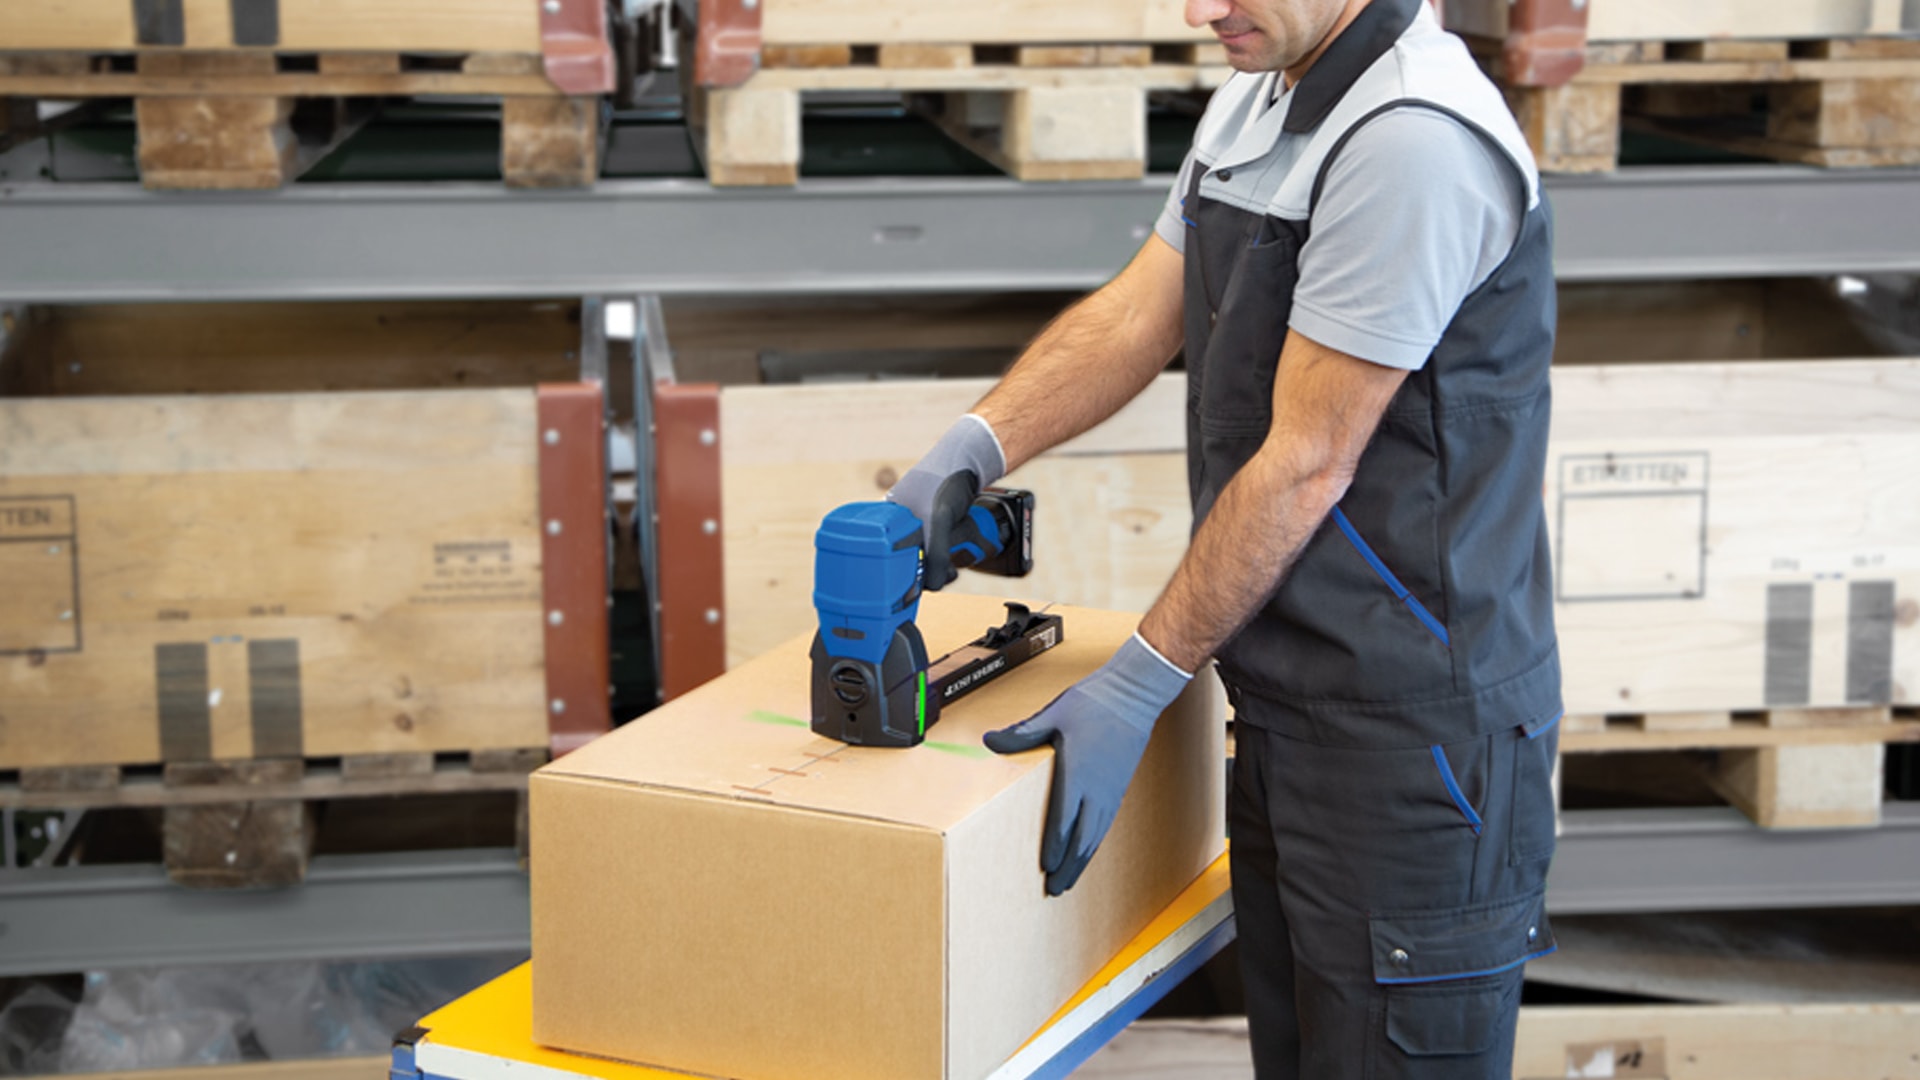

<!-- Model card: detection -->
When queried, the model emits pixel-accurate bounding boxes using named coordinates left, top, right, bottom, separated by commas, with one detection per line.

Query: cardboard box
left=530, top=592, right=1225, bottom=1080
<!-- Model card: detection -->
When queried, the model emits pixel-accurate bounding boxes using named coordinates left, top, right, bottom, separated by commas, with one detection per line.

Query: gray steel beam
left=1547, top=802, right=1920, bottom=915
left=1548, top=166, right=1920, bottom=283
left=4, top=168, right=1920, bottom=302
left=0, top=848, right=529, bottom=976
left=1, top=805, right=1916, bottom=975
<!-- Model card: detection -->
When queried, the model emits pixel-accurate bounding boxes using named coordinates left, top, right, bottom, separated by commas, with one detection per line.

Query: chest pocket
left=1185, top=184, right=1307, bottom=524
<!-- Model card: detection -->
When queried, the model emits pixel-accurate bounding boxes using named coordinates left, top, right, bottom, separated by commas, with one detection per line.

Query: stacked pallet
left=1445, top=0, right=1920, bottom=171
left=690, top=0, right=1225, bottom=183
left=0, top=0, right=612, bottom=188
left=0, top=301, right=612, bottom=885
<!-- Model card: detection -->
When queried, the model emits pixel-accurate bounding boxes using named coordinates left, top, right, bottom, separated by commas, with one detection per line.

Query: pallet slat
left=0, top=752, right=546, bottom=810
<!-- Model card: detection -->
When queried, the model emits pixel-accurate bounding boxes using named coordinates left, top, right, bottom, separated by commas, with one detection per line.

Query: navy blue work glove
left=887, top=415, right=1006, bottom=590
left=984, top=633, right=1192, bottom=896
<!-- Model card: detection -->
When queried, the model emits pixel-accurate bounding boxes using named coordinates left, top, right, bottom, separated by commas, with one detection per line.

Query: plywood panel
left=1447, top=0, right=1916, bottom=42
left=720, top=361, right=1920, bottom=716
left=1587, top=0, right=1910, bottom=41
left=720, top=375, right=1187, bottom=667
left=0, top=390, right=549, bottom=769
left=761, top=0, right=1213, bottom=46
left=279, top=0, right=542, bottom=52
left=0, top=0, right=539, bottom=52
left=0, top=0, right=134, bottom=50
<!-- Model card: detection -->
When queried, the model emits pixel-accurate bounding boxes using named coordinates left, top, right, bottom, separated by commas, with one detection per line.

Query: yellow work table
left=390, top=853, right=1233, bottom=1080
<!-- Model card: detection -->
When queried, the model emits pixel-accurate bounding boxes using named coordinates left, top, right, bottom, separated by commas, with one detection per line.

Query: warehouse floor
left=1074, top=1020, right=1252, bottom=1079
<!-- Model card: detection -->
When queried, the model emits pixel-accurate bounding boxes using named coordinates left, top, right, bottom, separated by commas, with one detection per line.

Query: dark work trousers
left=1230, top=702, right=1561, bottom=1079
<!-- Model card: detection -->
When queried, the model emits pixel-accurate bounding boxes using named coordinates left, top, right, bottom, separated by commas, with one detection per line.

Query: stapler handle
left=948, top=488, right=1034, bottom=577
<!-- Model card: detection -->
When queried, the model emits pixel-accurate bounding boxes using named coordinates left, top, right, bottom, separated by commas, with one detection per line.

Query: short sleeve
left=1289, top=108, right=1526, bottom=370
left=1154, top=148, right=1201, bottom=255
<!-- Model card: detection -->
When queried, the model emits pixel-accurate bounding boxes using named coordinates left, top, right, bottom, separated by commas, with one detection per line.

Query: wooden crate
left=1446, top=0, right=1919, bottom=45
left=694, top=45, right=1228, bottom=184
left=713, top=345, right=1920, bottom=722
left=756, top=0, right=1213, bottom=48
left=0, top=301, right=609, bottom=777
left=0, top=0, right=602, bottom=189
left=0, top=0, right=546, bottom=53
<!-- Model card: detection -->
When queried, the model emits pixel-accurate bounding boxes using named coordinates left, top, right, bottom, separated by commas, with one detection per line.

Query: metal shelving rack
left=4, top=165, right=1920, bottom=973
left=4, top=167, right=1920, bottom=301
left=3, top=804, right=1916, bottom=976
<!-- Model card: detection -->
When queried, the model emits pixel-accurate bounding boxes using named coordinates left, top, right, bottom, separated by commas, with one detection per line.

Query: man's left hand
left=983, top=634, right=1192, bottom=895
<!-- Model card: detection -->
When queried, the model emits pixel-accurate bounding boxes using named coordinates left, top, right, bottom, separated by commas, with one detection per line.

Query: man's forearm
left=973, top=238, right=1183, bottom=471
left=1139, top=444, right=1349, bottom=674
left=1137, top=330, right=1409, bottom=675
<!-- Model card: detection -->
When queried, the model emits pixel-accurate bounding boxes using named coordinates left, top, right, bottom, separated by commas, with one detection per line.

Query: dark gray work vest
left=1185, top=0, right=1562, bottom=748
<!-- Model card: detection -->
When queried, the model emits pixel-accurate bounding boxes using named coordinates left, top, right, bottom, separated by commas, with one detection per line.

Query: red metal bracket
left=538, top=383, right=614, bottom=757
left=693, top=0, right=762, bottom=88
left=653, top=382, right=727, bottom=699
left=543, top=0, right=618, bottom=95
left=1502, top=0, right=1589, bottom=88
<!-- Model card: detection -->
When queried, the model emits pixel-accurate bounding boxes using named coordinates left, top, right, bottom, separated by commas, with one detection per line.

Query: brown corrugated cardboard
left=530, top=593, right=1224, bottom=1080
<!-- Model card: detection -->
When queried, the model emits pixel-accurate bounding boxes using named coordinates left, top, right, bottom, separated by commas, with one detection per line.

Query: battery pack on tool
left=809, top=489, right=1052, bottom=748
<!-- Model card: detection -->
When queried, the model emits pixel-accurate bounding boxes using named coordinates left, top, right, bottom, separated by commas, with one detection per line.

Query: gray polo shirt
left=1155, top=6, right=1527, bottom=371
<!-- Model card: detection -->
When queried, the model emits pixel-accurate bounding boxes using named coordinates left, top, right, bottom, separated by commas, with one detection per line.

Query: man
left=889, top=0, right=1562, bottom=1075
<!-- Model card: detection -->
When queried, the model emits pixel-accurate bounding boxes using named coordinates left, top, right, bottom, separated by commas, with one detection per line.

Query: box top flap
left=539, top=593, right=1140, bottom=832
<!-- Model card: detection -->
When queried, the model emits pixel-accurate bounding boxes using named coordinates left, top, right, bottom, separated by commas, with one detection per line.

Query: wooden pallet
left=694, top=43, right=1228, bottom=184
left=1477, top=36, right=1920, bottom=172
left=0, top=50, right=598, bottom=188
left=3, top=747, right=547, bottom=887
left=1560, top=706, right=1920, bottom=829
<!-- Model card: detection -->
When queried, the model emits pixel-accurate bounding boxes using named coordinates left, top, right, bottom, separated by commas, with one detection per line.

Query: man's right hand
left=887, top=414, right=1006, bottom=591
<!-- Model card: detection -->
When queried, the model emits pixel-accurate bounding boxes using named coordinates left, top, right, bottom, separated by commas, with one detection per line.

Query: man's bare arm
left=1139, top=330, right=1410, bottom=674
left=973, top=234, right=1185, bottom=472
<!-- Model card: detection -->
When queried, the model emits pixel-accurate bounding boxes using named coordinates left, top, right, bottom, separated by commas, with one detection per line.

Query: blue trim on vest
left=1429, top=744, right=1483, bottom=834
left=1526, top=711, right=1565, bottom=740
left=1376, top=944, right=1557, bottom=986
left=1330, top=507, right=1451, bottom=646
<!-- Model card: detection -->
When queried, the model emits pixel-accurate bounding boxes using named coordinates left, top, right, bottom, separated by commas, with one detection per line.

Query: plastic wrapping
left=1, top=954, right=521, bottom=1073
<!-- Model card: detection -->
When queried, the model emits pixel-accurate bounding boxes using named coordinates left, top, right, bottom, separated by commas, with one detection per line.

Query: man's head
left=1184, top=0, right=1369, bottom=76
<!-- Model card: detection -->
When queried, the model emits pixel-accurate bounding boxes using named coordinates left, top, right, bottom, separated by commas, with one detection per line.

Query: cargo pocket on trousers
left=1369, top=890, right=1554, bottom=1073
left=1510, top=711, right=1562, bottom=866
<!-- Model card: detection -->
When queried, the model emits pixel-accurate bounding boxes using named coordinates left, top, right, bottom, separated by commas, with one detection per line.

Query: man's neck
left=1282, top=0, right=1372, bottom=89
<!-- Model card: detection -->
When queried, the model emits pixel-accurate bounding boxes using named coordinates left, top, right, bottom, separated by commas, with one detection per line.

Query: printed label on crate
left=0, top=495, right=81, bottom=654
left=1560, top=452, right=1707, bottom=496
left=0, top=495, right=75, bottom=540
left=411, top=538, right=539, bottom=605
left=1557, top=452, right=1710, bottom=604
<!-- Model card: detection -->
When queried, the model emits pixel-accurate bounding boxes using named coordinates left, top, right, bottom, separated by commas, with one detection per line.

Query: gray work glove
left=984, top=633, right=1192, bottom=896
left=887, top=414, right=1006, bottom=591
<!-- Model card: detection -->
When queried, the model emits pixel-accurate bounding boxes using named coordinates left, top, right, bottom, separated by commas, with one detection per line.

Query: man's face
left=1184, top=0, right=1351, bottom=73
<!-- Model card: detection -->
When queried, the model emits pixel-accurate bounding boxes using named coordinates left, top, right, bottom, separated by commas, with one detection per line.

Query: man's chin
left=1218, top=38, right=1283, bottom=73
